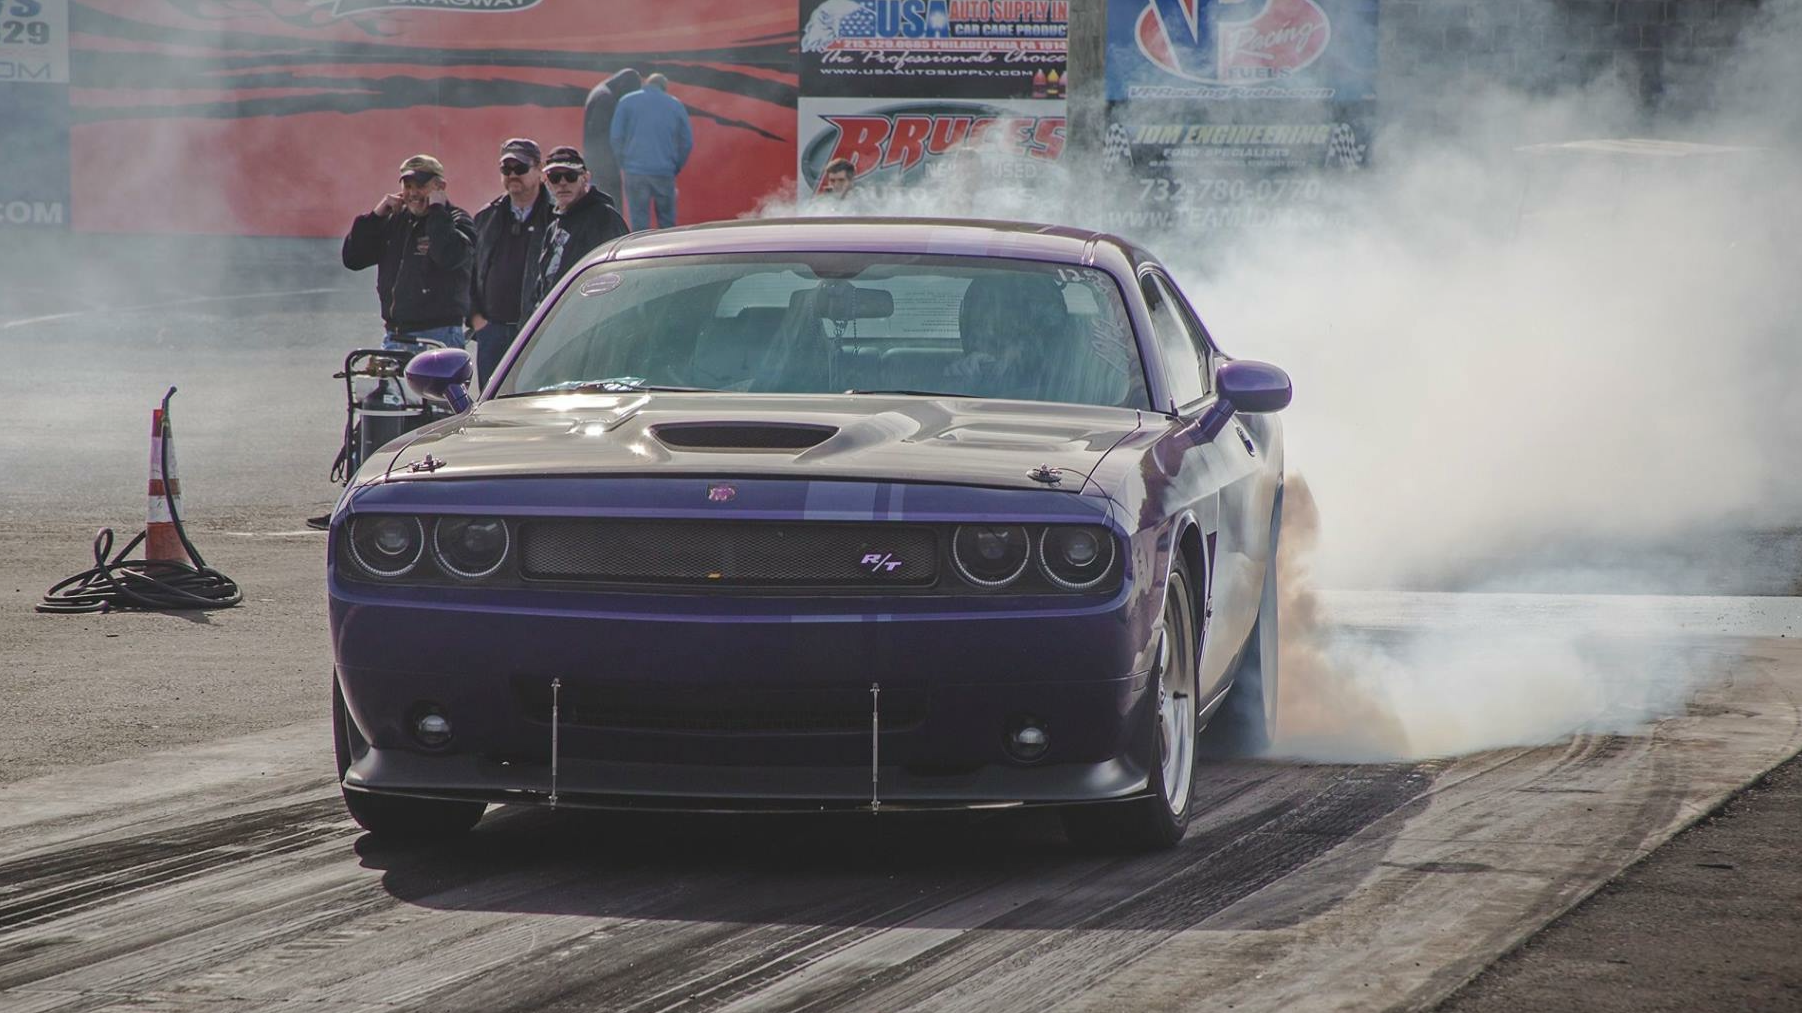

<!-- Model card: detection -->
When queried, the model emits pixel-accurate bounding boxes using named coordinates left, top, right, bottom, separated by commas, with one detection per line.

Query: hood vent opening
left=652, top=422, right=838, bottom=452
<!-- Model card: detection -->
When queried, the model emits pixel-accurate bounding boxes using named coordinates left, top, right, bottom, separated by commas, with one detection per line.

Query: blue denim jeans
left=625, top=174, right=678, bottom=231
left=382, top=324, right=467, bottom=351
left=469, top=321, right=522, bottom=389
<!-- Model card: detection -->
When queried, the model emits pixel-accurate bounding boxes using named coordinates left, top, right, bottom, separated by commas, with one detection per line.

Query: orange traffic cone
left=145, top=405, right=190, bottom=564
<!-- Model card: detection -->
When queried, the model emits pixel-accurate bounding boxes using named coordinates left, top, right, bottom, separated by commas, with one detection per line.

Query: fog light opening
left=411, top=705, right=453, bottom=748
left=1004, top=715, right=1050, bottom=763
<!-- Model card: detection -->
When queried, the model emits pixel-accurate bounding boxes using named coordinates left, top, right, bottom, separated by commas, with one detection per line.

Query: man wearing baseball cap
left=341, top=154, right=476, bottom=349
left=467, top=137, right=553, bottom=386
left=528, top=146, right=629, bottom=311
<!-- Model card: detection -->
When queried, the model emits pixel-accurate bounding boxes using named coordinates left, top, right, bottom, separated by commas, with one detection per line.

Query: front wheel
left=333, top=674, right=485, bottom=841
left=1062, top=557, right=1199, bottom=852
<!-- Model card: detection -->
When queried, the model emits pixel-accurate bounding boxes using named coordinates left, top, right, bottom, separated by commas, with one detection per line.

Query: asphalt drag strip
left=0, top=625, right=1797, bottom=1013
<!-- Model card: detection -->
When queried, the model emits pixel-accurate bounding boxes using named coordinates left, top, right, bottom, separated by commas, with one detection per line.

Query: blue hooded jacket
left=610, top=84, right=694, bottom=177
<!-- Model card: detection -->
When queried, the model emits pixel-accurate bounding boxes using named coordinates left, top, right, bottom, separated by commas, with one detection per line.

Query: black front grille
left=513, top=680, right=927, bottom=733
left=519, top=520, right=937, bottom=587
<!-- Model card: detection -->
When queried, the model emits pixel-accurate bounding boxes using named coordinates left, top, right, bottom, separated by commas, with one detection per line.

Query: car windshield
left=497, top=253, right=1150, bottom=410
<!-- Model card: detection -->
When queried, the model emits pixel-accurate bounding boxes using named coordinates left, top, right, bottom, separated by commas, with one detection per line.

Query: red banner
left=69, top=1, right=797, bottom=236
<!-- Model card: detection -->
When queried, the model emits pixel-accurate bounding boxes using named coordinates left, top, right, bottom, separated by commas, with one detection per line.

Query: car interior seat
left=750, top=289, right=833, bottom=392
left=689, top=306, right=788, bottom=389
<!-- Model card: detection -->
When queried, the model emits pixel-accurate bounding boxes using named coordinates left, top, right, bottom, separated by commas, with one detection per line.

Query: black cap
left=543, top=145, right=586, bottom=171
left=498, top=137, right=542, bottom=167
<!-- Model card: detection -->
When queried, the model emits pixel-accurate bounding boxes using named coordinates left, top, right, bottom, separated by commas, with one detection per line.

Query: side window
left=1141, top=274, right=1207, bottom=410
left=1166, top=282, right=1215, bottom=396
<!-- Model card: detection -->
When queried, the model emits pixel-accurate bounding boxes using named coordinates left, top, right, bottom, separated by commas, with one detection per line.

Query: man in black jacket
left=582, top=68, right=642, bottom=209
left=468, top=138, right=553, bottom=385
left=531, top=146, right=630, bottom=311
left=341, top=154, right=475, bottom=349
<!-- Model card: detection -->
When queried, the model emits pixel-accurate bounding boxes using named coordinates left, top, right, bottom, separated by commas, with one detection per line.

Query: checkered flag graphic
left=1326, top=123, right=1366, bottom=169
left=1103, top=123, right=1134, bottom=171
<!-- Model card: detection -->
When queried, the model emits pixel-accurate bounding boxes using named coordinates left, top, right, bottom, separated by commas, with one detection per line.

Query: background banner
left=1102, top=0, right=1377, bottom=235
left=800, top=0, right=1068, bottom=99
left=797, top=96, right=1064, bottom=199
left=0, top=0, right=70, bottom=230
left=1105, top=0, right=1376, bottom=102
left=63, top=0, right=797, bottom=236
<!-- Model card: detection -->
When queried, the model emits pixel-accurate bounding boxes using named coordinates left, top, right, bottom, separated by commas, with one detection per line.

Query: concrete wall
left=1380, top=0, right=1766, bottom=114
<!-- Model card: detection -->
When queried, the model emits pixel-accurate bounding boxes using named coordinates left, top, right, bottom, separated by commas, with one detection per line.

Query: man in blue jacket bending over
left=610, top=72, right=693, bottom=231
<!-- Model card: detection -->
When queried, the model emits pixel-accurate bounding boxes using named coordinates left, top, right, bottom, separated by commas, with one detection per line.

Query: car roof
left=594, top=217, right=1143, bottom=267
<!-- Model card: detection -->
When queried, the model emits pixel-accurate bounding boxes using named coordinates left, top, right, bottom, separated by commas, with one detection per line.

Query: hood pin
left=1028, top=463, right=1062, bottom=484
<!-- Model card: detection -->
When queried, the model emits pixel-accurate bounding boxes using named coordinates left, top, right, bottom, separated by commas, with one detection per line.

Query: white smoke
left=756, top=1, right=1802, bottom=760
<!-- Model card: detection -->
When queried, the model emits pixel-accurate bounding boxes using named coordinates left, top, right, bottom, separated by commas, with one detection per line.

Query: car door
left=1139, top=269, right=1263, bottom=700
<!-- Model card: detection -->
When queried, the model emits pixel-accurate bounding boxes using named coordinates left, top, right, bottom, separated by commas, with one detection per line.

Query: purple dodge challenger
left=328, top=218, right=1290, bottom=850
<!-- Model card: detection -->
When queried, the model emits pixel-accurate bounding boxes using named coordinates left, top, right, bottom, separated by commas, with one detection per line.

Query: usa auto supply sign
left=801, top=0, right=1069, bottom=99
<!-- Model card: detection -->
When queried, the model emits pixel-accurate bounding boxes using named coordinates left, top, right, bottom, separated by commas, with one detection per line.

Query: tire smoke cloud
left=755, top=1, right=1801, bottom=760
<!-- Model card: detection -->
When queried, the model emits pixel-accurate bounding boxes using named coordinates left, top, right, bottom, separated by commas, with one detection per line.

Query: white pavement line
left=0, top=721, right=334, bottom=857
left=0, top=287, right=354, bottom=331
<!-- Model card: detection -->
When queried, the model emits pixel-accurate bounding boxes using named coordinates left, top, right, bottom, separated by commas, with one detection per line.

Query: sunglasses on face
left=545, top=169, right=583, bottom=184
left=499, top=161, right=533, bottom=176
left=400, top=173, right=438, bottom=186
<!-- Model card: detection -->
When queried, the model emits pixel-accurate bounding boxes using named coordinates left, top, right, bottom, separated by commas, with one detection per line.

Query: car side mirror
left=405, top=347, right=475, bottom=413
left=1188, top=359, right=1291, bottom=446
left=1216, top=359, right=1292, bottom=414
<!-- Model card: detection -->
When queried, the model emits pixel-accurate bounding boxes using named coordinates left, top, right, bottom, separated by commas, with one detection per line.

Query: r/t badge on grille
left=707, top=483, right=736, bottom=503
left=862, top=552, right=904, bottom=573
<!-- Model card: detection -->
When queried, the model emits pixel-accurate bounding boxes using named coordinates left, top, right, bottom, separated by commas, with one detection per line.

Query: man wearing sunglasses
left=529, top=146, right=630, bottom=311
left=468, top=138, right=554, bottom=385
left=341, top=153, right=476, bottom=350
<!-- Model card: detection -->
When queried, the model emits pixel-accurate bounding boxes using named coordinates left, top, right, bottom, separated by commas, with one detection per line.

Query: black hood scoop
left=651, top=421, right=838, bottom=452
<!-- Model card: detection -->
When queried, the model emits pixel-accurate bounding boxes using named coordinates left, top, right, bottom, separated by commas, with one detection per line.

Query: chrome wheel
left=1157, top=568, right=1197, bottom=818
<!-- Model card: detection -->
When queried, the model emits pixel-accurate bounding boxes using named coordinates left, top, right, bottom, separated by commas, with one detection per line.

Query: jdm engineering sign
left=1103, top=0, right=1377, bottom=235
left=0, top=0, right=69, bottom=229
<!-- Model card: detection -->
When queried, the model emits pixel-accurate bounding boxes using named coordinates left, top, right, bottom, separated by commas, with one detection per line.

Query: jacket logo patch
left=414, top=236, right=431, bottom=255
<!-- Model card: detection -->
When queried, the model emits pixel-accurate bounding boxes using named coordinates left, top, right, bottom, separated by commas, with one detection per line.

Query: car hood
left=383, top=393, right=1142, bottom=493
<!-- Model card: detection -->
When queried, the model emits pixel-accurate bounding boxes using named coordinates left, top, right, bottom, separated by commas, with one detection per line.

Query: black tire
left=1207, top=495, right=1281, bottom=756
left=1062, top=556, right=1199, bottom=852
left=333, top=673, right=485, bottom=841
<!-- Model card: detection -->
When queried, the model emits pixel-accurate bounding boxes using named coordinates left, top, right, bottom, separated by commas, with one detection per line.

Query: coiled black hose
left=36, top=388, right=243, bottom=614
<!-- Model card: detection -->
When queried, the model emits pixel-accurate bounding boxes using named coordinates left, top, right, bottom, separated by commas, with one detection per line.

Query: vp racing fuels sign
left=1102, top=0, right=1377, bottom=235
left=1107, top=0, right=1375, bottom=100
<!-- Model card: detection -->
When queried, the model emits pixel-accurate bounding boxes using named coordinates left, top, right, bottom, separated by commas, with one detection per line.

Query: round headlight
left=348, top=515, right=425, bottom=578
left=952, top=524, right=1030, bottom=587
left=433, top=517, right=510, bottom=579
left=1038, top=526, right=1117, bottom=590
